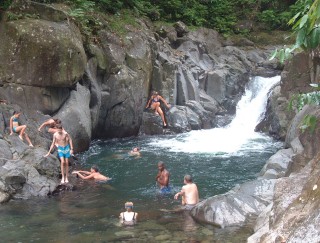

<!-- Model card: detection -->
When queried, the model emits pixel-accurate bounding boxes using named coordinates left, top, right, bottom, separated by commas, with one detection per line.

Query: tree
left=271, top=0, right=320, bottom=62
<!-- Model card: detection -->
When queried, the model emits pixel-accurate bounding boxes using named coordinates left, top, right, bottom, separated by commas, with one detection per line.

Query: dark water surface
left=0, top=135, right=282, bottom=242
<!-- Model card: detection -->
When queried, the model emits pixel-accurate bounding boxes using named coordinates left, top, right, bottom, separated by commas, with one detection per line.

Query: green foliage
left=271, top=0, right=320, bottom=63
left=300, top=114, right=317, bottom=133
left=289, top=91, right=320, bottom=111
left=2, top=0, right=299, bottom=35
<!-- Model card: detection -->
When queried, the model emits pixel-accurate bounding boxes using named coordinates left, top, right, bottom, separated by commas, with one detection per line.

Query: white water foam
left=147, top=76, right=281, bottom=154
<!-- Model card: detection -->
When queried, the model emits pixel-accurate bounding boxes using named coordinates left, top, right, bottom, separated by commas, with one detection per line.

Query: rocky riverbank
left=1, top=1, right=319, bottom=242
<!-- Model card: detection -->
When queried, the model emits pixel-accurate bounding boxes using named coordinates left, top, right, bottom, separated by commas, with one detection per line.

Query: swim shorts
left=160, top=186, right=171, bottom=194
left=13, top=127, right=17, bottom=133
left=57, top=144, right=71, bottom=158
left=184, top=204, right=196, bottom=210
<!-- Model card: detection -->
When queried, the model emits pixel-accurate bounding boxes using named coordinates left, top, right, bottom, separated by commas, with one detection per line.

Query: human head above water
left=158, top=161, right=165, bottom=171
left=132, top=147, right=140, bottom=152
left=91, top=165, right=99, bottom=172
left=184, top=174, right=193, bottom=183
left=125, top=201, right=133, bottom=210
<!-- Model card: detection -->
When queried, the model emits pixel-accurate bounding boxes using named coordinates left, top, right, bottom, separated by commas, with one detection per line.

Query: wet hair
left=91, top=165, right=99, bottom=172
left=151, top=91, right=158, bottom=96
left=55, top=124, right=63, bottom=130
left=13, top=111, right=20, bottom=115
left=125, top=201, right=133, bottom=208
left=158, top=161, right=165, bottom=167
left=53, top=118, right=61, bottom=124
left=184, top=175, right=193, bottom=183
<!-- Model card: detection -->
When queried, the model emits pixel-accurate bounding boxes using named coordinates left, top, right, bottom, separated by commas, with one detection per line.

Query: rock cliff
left=0, top=1, right=279, bottom=153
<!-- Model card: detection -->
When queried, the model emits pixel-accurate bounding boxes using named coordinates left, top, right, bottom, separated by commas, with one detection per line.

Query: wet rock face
left=0, top=3, right=86, bottom=114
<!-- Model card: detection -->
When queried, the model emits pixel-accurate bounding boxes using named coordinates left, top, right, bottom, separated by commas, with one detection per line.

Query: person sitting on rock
left=119, top=202, right=138, bottom=225
left=72, top=165, right=111, bottom=182
left=38, top=118, right=63, bottom=134
left=146, top=91, right=171, bottom=128
left=9, top=111, right=34, bottom=147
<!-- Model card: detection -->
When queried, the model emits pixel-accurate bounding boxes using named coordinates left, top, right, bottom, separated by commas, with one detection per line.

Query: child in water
left=129, top=147, right=141, bottom=157
left=119, top=202, right=138, bottom=225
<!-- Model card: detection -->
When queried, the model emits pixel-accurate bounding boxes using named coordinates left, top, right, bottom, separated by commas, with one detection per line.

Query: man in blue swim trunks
left=156, top=161, right=170, bottom=193
left=45, top=124, right=74, bottom=184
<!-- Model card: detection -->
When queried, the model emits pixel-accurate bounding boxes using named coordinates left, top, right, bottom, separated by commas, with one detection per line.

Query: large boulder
left=255, top=85, right=292, bottom=140
left=0, top=2, right=86, bottom=114
left=249, top=161, right=320, bottom=243
left=56, top=83, right=92, bottom=153
left=191, top=179, right=276, bottom=228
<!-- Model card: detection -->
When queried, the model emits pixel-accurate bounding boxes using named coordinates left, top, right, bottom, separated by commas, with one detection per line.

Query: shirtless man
left=45, top=124, right=74, bottom=184
left=156, top=161, right=170, bottom=193
left=72, top=165, right=111, bottom=181
left=174, top=175, right=199, bottom=210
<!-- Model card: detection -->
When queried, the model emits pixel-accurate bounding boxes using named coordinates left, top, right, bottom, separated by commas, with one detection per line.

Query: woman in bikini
left=146, top=91, right=171, bottom=127
left=9, top=111, right=34, bottom=147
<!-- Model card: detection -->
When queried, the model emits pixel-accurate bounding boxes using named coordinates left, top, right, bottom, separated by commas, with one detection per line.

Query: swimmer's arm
left=77, top=171, right=91, bottom=175
left=134, top=213, right=138, bottom=221
left=9, top=117, right=13, bottom=135
left=75, top=172, right=94, bottom=180
left=174, top=188, right=185, bottom=200
left=45, top=135, right=56, bottom=157
left=155, top=171, right=161, bottom=180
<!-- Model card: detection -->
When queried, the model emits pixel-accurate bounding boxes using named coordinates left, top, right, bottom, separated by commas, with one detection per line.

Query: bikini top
left=151, top=96, right=160, bottom=103
left=12, top=117, right=18, bottom=122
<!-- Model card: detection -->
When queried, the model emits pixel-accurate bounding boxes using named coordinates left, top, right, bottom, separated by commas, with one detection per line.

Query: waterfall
left=148, top=76, right=281, bottom=154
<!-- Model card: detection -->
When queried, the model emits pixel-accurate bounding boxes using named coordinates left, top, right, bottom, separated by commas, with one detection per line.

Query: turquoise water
left=0, top=135, right=281, bottom=242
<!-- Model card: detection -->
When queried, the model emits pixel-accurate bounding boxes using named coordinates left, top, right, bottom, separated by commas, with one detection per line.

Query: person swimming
left=119, top=202, right=138, bottom=226
left=156, top=161, right=171, bottom=193
left=72, top=165, right=111, bottom=182
left=129, top=147, right=141, bottom=157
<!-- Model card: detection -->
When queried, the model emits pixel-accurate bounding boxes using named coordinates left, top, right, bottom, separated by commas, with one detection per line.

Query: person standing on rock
left=45, top=124, right=74, bottom=184
left=38, top=118, right=63, bottom=134
left=156, top=161, right=170, bottom=193
left=146, top=91, right=171, bottom=128
left=9, top=111, right=34, bottom=147
left=174, top=175, right=199, bottom=210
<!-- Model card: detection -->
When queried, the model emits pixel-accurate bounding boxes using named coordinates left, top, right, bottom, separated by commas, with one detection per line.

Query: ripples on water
left=0, top=76, right=283, bottom=242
